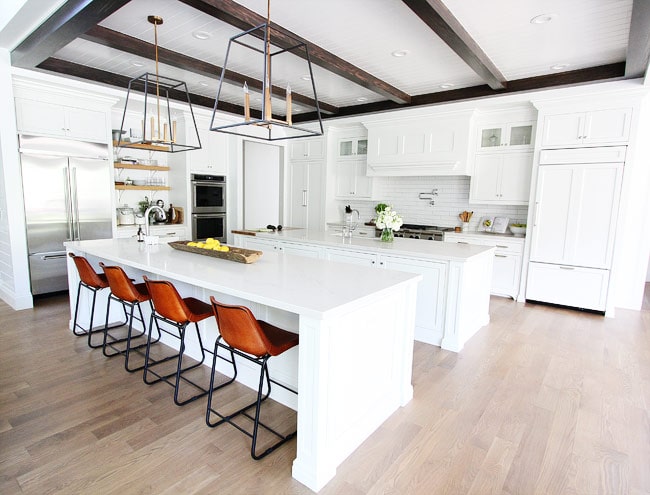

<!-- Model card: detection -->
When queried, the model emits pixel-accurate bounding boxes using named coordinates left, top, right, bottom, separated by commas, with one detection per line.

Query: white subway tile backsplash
left=336, top=175, right=528, bottom=230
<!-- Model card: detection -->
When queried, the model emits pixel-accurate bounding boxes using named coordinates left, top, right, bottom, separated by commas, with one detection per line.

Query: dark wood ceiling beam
left=294, top=63, right=625, bottom=123
left=625, top=0, right=650, bottom=79
left=80, top=25, right=338, bottom=115
left=11, top=0, right=131, bottom=69
left=35, top=57, right=237, bottom=113
left=178, top=0, right=412, bottom=104
left=402, top=0, right=507, bottom=90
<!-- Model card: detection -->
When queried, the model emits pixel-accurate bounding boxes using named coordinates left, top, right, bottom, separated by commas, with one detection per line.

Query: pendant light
left=118, top=15, right=201, bottom=152
left=210, top=0, right=323, bottom=141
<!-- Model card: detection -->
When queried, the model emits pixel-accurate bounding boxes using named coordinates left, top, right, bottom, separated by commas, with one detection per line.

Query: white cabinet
left=527, top=157, right=624, bottom=312
left=238, top=236, right=322, bottom=259
left=365, top=112, right=473, bottom=176
left=335, top=159, right=373, bottom=199
left=530, top=162, right=623, bottom=268
left=16, top=98, right=107, bottom=142
left=325, top=247, right=376, bottom=266
left=289, top=161, right=323, bottom=230
left=187, top=126, right=228, bottom=174
left=381, top=255, right=447, bottom=338
left=445, top=233, right=523, bottom=299
left=337, top=137, right=368, bottom=159
left=239, top=236, right=278, bottom=252
left=541, top=107, right=632, bottom=147
left=470, top=152, right=532, bottom=205
left=526, top=263, right=610, bottom=312
left=279, top=241, right=322, bottom=258
left=477, top=121, right=534, bottom=151
left=289, top=138, right=324, bottom=160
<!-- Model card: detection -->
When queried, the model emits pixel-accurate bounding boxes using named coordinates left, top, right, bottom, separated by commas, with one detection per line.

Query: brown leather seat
left=99, top=263, right=156, bottom=373
left=206, top=296, right=299, bottom=460
left=68, top=252, right=126, bottom=348
left=142, top=276, right=231, bottom=406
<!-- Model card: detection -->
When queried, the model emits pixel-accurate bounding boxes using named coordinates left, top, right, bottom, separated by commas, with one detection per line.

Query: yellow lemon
left=187, top=242, right=196, bottom=247
left=212, top=246, right=221, bottom=251
left=220, top=246, right=230, bottom=252
left=205, top=237, right=214, bottom=244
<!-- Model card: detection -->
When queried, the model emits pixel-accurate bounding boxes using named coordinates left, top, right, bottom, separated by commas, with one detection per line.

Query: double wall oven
left=191, top=174, right=227, bottom=242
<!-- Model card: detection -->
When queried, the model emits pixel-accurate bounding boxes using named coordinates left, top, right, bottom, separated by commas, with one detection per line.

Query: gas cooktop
left=396, top=224, right=453, bottom=240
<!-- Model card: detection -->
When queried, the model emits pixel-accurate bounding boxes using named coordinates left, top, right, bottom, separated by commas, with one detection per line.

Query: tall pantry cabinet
left=526, top=147, right=625, bottom=311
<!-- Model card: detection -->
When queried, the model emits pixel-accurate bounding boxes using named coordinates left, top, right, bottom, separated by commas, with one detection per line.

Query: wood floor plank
left=1, top=292, right=649, bottom=494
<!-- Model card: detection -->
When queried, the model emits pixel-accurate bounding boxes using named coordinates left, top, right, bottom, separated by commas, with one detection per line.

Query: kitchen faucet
left=144, top=205, right=166, bottom=236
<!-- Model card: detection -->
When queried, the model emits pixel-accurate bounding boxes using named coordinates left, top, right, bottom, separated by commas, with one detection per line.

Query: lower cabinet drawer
left=526, top=262, right=609, bottom=311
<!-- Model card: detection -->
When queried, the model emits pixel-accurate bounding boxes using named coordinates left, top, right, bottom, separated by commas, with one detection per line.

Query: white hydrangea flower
left=376, top=206, right=403, bottom=231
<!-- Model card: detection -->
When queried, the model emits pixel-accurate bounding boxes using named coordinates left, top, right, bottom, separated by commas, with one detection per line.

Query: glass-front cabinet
left=338, top=137, right=368, bottom=159
left=478, top=122, right=534, bottom=151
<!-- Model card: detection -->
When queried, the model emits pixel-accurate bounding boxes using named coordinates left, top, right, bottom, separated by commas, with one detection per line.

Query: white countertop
left=65, top=238, right=420, bottom=320
left=445, top=231, right=525, bottom=242
left=247, top=230, right=495, bottom=262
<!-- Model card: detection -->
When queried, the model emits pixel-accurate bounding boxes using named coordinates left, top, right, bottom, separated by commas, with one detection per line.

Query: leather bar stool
left=68, top=253, right=126, bottom=348
left=206, top=296, right=299, bottom=460
left=142, top=276, right=235, bottom=406
left=99, top=263, right=160, bottom=372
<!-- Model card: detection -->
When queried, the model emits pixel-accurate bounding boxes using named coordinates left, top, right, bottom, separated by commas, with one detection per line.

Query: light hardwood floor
left=1, top=292, right=649, bottom=494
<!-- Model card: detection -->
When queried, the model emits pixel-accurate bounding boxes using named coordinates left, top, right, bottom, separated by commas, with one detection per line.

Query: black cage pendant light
left=118, top=16, right=201, bottom=152
left=210, top=0, right=323, bottom=141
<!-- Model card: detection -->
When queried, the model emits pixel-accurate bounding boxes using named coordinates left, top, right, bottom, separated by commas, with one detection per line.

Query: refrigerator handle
left=71, top=167, right=80, bottom=240
left=63, top=168, right=73, bottom=241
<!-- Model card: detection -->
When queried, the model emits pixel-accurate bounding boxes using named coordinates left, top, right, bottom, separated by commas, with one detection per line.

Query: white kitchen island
left=234, top=230, right=495, bottom=352
left=64, top=238, right=421, bottom=492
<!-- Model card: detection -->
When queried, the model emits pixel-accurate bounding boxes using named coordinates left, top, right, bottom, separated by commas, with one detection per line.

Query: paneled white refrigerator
left=19, top=135, right=113, bottom=294
left=526, top=146, right=625, bottom=312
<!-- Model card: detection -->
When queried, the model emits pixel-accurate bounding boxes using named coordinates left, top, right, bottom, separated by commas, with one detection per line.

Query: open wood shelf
left=113, top=140, right=170, bottom=152
left=114, top=184, right=171, bottom=191
left=113, top=162, right=170, bottom=171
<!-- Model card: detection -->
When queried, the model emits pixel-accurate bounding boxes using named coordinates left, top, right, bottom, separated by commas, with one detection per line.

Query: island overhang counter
left=64, top=238, right=421, bottom=492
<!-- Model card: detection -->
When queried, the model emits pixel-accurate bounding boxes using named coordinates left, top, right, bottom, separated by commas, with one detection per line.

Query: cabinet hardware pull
left=458, top=241, right=468, bottom=244
left=496, top=245, right=508, bottom=248
left=495, top=254, right=507, bottom=258
left=559, top=266, right=575, bottom=270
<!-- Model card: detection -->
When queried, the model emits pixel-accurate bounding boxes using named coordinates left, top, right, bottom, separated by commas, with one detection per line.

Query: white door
left=530, top=165, right=575, bottom=263
left=530, top=162, right=623, bottom=268
left=243, top=141, right=281, bottom=229
left=499, top=152, right=532, bottom=203
left=471, top=154, right=501, bottom=201
left=541, top=113, right=584, bottom=147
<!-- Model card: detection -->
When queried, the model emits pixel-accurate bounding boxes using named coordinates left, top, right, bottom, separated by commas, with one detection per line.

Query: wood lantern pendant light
left=210, top=0, right=323, bottom=140
left=117, top=15, right=201, bottom=152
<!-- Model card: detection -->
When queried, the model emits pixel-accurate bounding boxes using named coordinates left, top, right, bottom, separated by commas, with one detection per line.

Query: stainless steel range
left=394, top=223, right=454, bottom=241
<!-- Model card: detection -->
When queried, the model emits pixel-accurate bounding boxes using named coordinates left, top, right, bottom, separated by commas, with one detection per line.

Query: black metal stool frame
left=206, top=335, right=298, bottom=460
left=102, top=293, right=161, bottom=372
left=71, top=278, right=128, bottom=349
left=143, top=311, right=236, bottom=406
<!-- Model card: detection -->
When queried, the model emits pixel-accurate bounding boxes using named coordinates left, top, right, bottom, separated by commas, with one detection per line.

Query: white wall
left=0, top=49, right=32, bottom=309
left=333, top=175, right=528, bottom=229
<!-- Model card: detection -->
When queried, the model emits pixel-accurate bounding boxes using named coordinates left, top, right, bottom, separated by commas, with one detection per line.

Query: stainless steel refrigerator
left=19, top=135, right=113, bottom=294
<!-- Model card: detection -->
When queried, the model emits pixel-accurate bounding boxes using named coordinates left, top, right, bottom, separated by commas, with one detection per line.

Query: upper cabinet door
left=16, top=98, right=107, bottom=142
left=541, top=108, right=632, bottom=147
left=541, top=113, right=584, bottom=147
left=338, top=137, right=368, bottom=159
left=582, top=108, right=632, bottom=145
left=289, top=138, right=324, bottom=160
left=477, top=122, right=534, bottom=151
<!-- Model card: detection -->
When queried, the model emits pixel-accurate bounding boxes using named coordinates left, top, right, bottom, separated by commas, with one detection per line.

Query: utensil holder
left=462, top=222, right=469, bottom=232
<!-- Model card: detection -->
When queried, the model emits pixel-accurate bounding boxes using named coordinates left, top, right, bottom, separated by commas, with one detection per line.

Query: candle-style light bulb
left=243, top=82, right=250, bottom=122
left=286, top=84, right=292, bottom=126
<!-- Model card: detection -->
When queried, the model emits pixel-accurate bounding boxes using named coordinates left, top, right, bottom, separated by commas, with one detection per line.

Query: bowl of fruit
left=509, top=224, right=527, bottom=236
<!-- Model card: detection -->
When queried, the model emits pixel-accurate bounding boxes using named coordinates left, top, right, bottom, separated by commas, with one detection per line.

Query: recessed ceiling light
left=356, top=97, right=368, bottom=102
left=550, top=63, right=570, bottom=70
left=131, top=61, right=144, bottom=67
left=300, top=75, right=311, bottom=81
left=293, top=106, right=303, bottom=112
left=192, top=30, right=211, bottom=40
left=439, top=83, right=454, bottom=89
left=198, top=81, right=210, bottom=87
left=391, top=50, right=410, bottom=58
left=530, top=13, right=557, bottom=24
